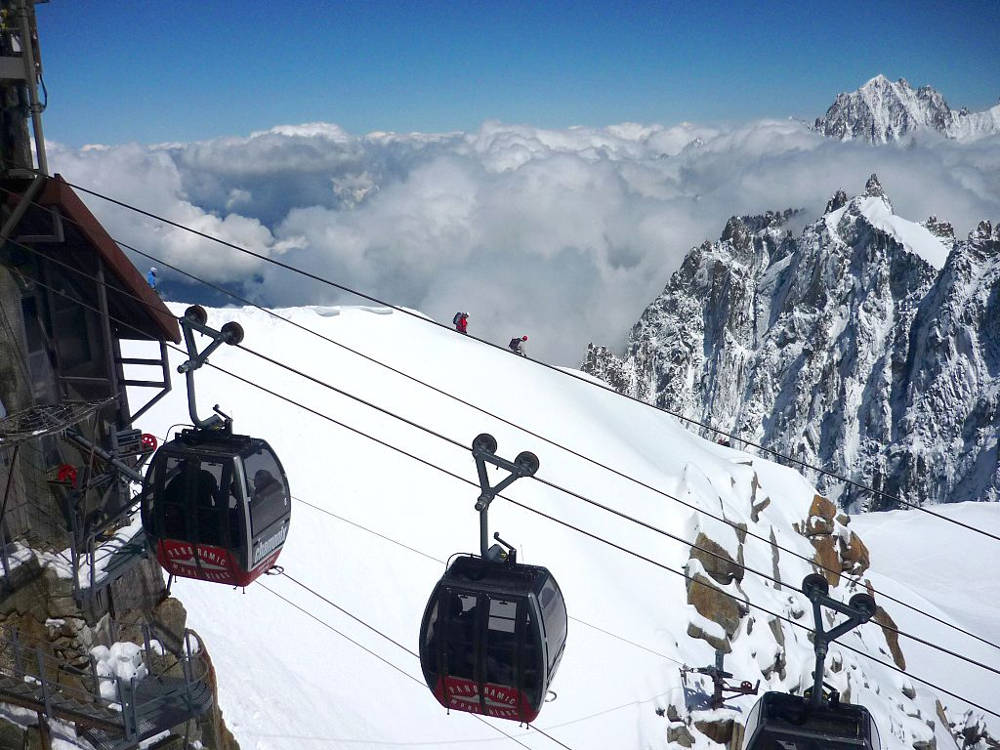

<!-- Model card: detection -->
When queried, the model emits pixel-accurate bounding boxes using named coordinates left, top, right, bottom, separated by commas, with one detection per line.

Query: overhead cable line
left=5, top=189, right=999, bottom=655
left=9, top=247, right=1000, bottom=715
left=119, top=357, right=1000, bottom=716
left=45, top=179, right=999, bottom=540
left=291, top=495, right=687, bottom=667
left=106, top=240, right=1000, bottom=655
left=187, top=341, right=1000, bottom=678
left=10, top=242, right=1000, bottom=680
left=18, top=270, right=1000, bottom=721
left=256, top=583, right=540, bottom=750
left=272, top=574, right=575, bottom=750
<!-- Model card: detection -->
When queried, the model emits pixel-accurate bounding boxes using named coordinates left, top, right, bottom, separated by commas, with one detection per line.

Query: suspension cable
left=256, top=583, right=540, bottom=750
left=6, top=185, right=1000, bottom=654
left=44, top=178, right=996, bottom=532
left=9, top=245, right=1000, bottom=717
left=290, top=494, right=686, bottom=667
left=10, top=242, right=1000, bottom=679
left=115, top=239, right=1000, bottom=654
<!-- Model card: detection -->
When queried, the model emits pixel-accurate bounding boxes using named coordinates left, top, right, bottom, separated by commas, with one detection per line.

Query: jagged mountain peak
left=923, top=216, right=955, bottom=240
left=971, top=219, right=999, bottom=242
left=864, top=172, right=885, bottom=198
left=815, top=76, right=1000, bottom=143
left=583, top=192, right=999, bottom=517
left=824, top=189, right=848, bottom=214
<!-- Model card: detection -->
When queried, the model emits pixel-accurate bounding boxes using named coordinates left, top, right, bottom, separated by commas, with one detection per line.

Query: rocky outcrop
left=584, top=177, right=1000, bottom=511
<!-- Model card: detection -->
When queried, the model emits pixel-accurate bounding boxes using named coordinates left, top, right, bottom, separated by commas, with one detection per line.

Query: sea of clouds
left=48, top=119, right=1000, bottom=364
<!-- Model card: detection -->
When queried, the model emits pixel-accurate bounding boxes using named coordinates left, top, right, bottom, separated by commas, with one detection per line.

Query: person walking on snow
left=146, top=266, right=158, bottom=290
left=508, top=335, right=527, bottom=357
left=453, top=312, right=469, bottom=334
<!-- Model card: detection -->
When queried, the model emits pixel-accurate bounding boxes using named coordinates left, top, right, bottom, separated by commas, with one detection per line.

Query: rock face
left=583, top=177, right=1000, bottom=511
left=814, top=74, right=1000, bottom=143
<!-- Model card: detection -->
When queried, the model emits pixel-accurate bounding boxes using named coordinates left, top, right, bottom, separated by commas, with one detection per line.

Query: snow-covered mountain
left=122, top=302, right=999, bottom=749
left=815, top=74, right=1000, bottom=143
left=583, top=174, right=1000, bottom=512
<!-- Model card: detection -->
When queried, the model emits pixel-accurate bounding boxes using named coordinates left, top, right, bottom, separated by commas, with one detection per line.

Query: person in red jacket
left=508, top=335, right=527, bottom=356
left=454, top=312, right=469, bottom=334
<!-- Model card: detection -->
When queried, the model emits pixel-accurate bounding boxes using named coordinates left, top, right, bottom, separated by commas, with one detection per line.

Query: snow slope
left=123, top=303, right=999, bottom=749
left=853, top=503, right=1000, bottom=651
left=826, top=195, right=950, bottom=269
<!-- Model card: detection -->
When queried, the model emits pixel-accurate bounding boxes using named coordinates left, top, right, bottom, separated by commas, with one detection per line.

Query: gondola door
left=240, top=441, right=290, bottom=585
left=148, top=451, right=248, bottom=585
left=426, top=586, right=542, bottom=722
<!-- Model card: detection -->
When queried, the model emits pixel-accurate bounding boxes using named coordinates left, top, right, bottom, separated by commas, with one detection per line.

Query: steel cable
left=43, top=178, right=1000, bottom=541
left=9, top=241, right=1000, bottom=681
left=8, top=247, right=1000, bottom=717
left=5, top=185, right=999, bottom=654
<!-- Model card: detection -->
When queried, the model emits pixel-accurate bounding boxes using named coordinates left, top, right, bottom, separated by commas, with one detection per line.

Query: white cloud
left=48, top=121, right=1000, bottom=364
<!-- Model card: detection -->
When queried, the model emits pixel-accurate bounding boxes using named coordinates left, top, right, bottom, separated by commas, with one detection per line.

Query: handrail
left=0, top=625, right=214, bottom=744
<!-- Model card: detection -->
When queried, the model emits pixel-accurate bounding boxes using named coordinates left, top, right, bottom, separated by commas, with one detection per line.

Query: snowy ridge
left=825, top=195, right=950, bottom=270
left=583, top=175, right=1000, bottom=512
left=815, top=74, right=1000, bottom=143
left=122, top=303, right=997, bottom=749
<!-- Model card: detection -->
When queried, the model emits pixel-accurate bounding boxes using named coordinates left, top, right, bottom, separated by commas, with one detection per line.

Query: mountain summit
left=815, top=75, right=1000, bottom=143
left=583, top=175, right=1000, bottom=511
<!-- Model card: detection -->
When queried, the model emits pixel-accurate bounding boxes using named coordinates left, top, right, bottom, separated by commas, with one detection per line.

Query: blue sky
left=38, top=0, right=1000, bottom=147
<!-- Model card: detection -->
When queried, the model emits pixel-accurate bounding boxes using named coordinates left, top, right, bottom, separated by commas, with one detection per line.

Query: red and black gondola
left=741, top=691, right=881, bottom=750
left=419, top=554, right=567, bottom=723
left=142, top=428, right=290, bottom=586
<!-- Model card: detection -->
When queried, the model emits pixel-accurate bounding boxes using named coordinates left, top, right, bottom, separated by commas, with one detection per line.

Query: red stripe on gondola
left=433, top=675, right=539, bottom=723
left=155, top=538, right=285, bottom=587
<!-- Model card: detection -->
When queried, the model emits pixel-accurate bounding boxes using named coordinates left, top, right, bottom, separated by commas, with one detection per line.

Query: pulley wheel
left=848, top=592, right=877, bottom=621
left=472, top=433, right=497, bottom=454
left=801, top=573, right=829, bottom=600
left=514, top=451, right=540, bottom=476
left=221, top=321, right=245, bottom=345
left=184, top=305, right=208, bottom=325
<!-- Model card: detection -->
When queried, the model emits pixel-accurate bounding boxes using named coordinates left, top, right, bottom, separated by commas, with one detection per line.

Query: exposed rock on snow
left=583, top=176, right=1000, bottom=511
left=815, top=74, right=1000, bottom=143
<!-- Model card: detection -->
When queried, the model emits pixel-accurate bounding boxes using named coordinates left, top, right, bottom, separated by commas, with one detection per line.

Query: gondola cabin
left=741, top=692, right=881, bottom=750
left=142, top=429, right=290, bottom=586
left=419, top=554, right=567, bottom=722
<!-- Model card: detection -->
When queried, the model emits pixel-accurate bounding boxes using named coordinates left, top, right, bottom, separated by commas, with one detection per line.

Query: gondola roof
left=442, top=555, right=551, bottom=590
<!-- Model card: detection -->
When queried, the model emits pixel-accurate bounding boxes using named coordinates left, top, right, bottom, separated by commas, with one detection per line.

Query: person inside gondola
left=161, top=464, right=187, bottom=538
left=486, top=630, right=515, bottom=686
left=195, top=468, right=224, bottom=546
left=252, top=469, right=281, bottom=504
left=449, top=595, right=477, bottom=679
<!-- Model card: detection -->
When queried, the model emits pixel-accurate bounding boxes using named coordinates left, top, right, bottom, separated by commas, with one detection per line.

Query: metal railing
left=0, top=624, right=212, bottom=748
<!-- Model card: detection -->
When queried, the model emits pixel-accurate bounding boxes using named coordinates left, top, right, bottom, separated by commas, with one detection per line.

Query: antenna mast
left=0, top=0, right=47, bottom=176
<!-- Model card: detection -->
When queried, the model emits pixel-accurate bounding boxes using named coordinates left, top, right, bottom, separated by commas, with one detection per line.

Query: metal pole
left=811, top=599, right=825, bottom=706
left=35, top=710, right=51, bottom=750
left=712, top=651, right=725, bottom=709
left=0, top=444, right=20, bottom=575
left=64, top=429, right=144, bottom=483
left=14, top=0, right=46, bottom=175
left=479, top=506, right=488, bottom=557
left=129, top=675, right=138, bottom=739
left=95, top=260, right=123, bottom=427
left=36, top=649, right=52, bottom=719
left=89, top=653, right=99, bottom=697
left=142, top=623, right=152, bottom=665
